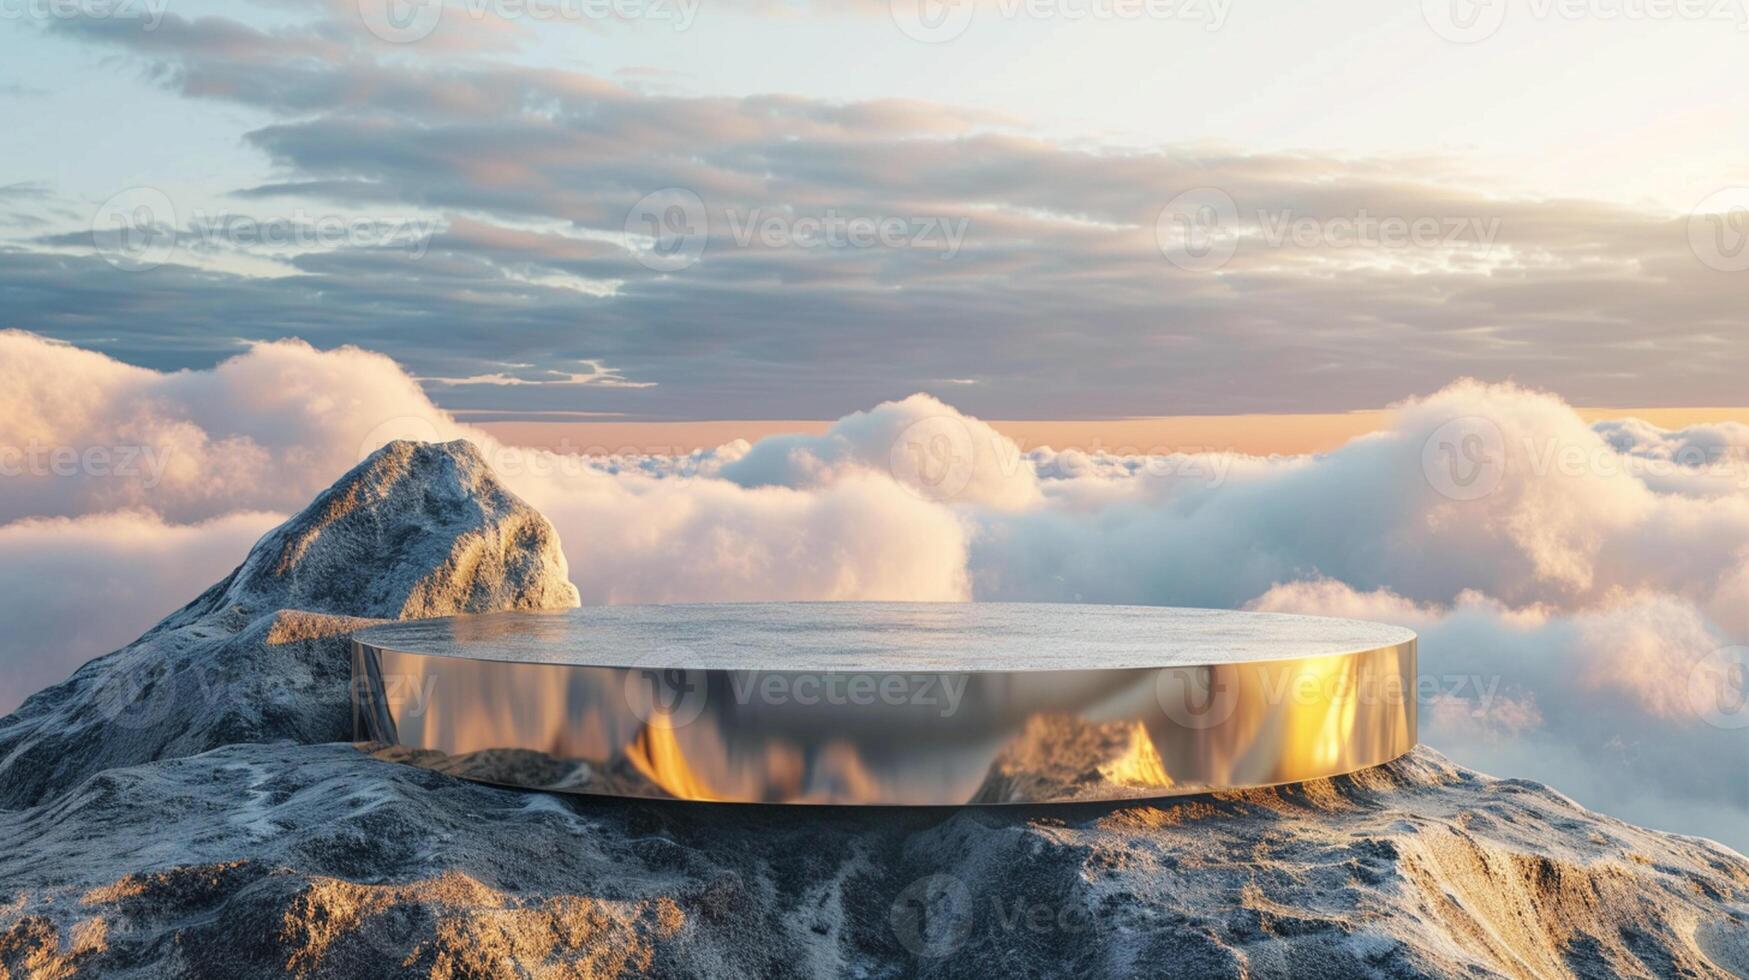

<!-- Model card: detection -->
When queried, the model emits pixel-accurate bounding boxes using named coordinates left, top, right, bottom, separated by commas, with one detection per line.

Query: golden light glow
left=478, top=407, right=1749, bottom=459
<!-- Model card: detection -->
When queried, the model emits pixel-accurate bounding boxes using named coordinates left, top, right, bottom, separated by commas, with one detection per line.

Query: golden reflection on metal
left=352, top=603, right=1417, bottom=805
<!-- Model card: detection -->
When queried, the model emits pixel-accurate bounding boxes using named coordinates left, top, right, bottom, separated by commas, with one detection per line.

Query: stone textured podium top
left=352, top=602, right=1416, bottom=672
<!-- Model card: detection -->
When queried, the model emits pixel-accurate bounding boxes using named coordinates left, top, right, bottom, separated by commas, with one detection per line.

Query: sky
left=1, top=0, right=1746, bottom=419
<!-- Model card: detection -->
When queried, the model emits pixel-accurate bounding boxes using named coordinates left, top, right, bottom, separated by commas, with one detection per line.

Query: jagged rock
left=1, top=743, right=1745, bottom=978
left=166, top=438, right=580, bottom=625
left=1, top=441, right=1746, bottom=979
left=971, top=715, right=1176, bottom=804
left=0, top=441, right=578, bottom=810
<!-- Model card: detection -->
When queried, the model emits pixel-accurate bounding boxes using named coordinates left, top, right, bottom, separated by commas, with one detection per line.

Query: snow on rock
left=1, top=441, right=1746, bottom=978
left=0, top=440, right=578, bottom=810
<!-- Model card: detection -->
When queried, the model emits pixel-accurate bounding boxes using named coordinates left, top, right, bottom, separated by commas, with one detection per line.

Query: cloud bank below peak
left=2, top=333, right=1746, bottom=847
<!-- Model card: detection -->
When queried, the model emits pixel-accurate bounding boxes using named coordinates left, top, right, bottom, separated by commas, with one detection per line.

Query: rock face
left=0, top=440, right=579, bottom=810
left=4, top=743, right=1747, bottom=979
left=2, top=444, right=1747, bottom=979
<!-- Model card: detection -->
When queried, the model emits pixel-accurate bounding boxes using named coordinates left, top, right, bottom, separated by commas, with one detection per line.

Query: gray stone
left=0, top=440, right=578, bottom=810
left=2, top=441, right=1745, bottom=979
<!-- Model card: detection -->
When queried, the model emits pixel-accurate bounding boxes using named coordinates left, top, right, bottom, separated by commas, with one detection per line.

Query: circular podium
left=352, top=603, right=1416, bottom=805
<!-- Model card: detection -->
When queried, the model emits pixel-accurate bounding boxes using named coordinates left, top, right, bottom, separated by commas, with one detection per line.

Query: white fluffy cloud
left=1249, top=580, right=1744, bottom=845
left=1, top=332, right=1744, bottom=847
left=0, top=510, right=283, bottom=713
left=974, top=381, right=1749, bottom=612
left=718, top=394, right=1041, bottom=511
left=523, top=471, right=971, bottom=605
left=0, top=331, right=473, bottom=523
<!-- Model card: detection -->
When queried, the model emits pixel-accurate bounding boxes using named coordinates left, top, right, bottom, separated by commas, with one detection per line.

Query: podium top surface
left=352, top=602, right=1415, bottom=673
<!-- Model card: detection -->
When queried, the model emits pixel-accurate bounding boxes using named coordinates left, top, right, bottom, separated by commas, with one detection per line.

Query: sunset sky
left=3, top=0, right=1747, bottom=420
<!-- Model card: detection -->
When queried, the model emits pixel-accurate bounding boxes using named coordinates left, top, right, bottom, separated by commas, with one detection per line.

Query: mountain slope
left=0, top=440, right=578, bottom=810
left=0, top=441, right=1744, bottom=979
left=2, top=741, right=1745, bottom=978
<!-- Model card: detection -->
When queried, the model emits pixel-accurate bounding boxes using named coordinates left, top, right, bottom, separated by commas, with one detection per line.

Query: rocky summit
left=2, top=442, right=1746, bottom=979
left=0, top=440, right=579, bottom=811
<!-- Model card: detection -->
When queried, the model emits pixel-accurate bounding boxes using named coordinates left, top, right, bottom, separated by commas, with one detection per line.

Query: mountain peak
left=177, top=439, right=579, bottom=625
left=0, top=439, right=577, bottom=810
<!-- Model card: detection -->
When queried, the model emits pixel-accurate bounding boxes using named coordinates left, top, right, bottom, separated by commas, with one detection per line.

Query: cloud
left=10, top=6, right=1748, bottom=417
left=0, top=333, right=974, bottom=689
left=525, top=471, right=971, bottom=605
left=0, top=329, right=474, bottom=523
left=718, top=393, right=1041, bottom=510
left=971, top=380, right=1749, bottom=612
left=418, top=361, right=655, bottom=388
left=0, top=510, right=284, bottom=714
left=1251, top=580, right=1745, bottom=847
left=1, top=333, right=1745, bottom=848
left=1593, top=417, right=1749, bottom=497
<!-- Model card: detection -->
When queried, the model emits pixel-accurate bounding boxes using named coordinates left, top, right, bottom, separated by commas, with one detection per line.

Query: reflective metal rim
left=352, top=614, right=1416, bottom=806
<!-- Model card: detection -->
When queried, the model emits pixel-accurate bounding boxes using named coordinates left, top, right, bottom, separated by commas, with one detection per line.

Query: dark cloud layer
left=9, top=8, right=1746, bottom=417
